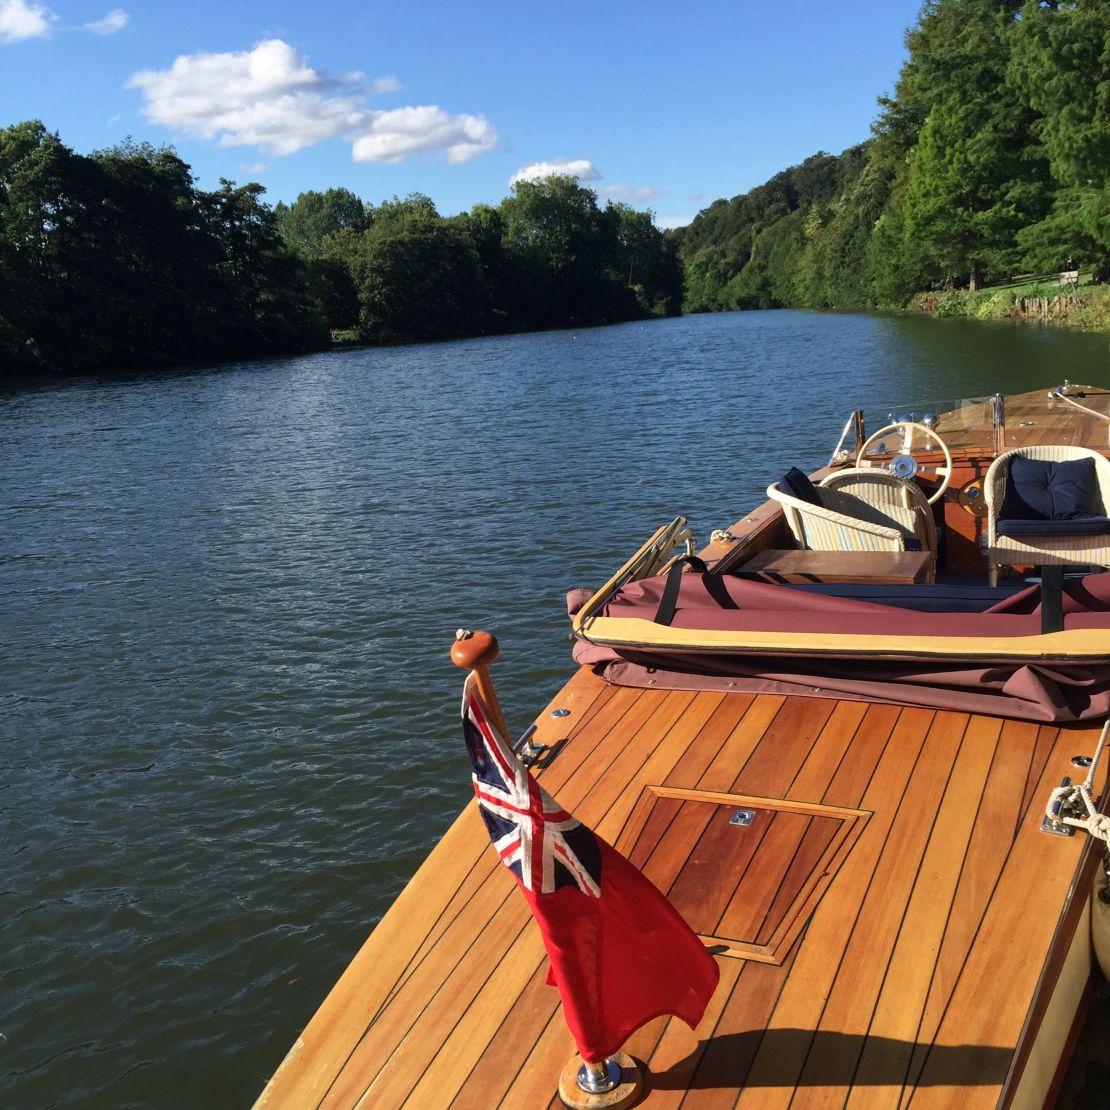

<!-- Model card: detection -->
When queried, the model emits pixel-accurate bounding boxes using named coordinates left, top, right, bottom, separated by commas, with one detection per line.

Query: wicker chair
left=766, top=474, right=936, bottom=582
left=984, top=445, right=1110, bottom=585
left=819, top=468, right=938, bottom=566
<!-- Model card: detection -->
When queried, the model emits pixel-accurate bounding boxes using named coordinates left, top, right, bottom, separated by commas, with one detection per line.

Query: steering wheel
left=855, top=421, right=953, bottom=504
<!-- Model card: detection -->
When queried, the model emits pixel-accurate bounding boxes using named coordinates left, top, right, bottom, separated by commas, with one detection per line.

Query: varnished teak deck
left=258, top=387, right=1109, bottom=1109
left=259, top=674, right=1103, bottom=1109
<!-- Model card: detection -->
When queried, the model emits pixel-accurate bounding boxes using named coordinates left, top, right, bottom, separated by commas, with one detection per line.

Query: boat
left=255, top=384, right=1110, bottom=1109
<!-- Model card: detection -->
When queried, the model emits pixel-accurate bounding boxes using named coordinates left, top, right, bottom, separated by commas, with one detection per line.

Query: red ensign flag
left=461, top=675, right=719, bottom=1062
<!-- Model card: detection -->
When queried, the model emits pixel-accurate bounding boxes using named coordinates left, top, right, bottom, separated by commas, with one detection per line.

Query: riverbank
left=913, top=275, right=1110, bottom=331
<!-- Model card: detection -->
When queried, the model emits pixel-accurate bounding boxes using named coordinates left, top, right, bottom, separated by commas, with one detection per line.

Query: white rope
left=1050, top=388, right=1110, bottom=424
left=1046, top=719, right=1110, bottom=848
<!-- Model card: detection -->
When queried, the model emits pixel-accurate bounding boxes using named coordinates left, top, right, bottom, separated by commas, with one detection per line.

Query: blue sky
left=0, top=0, right=926, bottom=227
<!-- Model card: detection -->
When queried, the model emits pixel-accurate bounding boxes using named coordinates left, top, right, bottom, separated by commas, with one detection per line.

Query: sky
left=0, top=0, right=927, bottom=229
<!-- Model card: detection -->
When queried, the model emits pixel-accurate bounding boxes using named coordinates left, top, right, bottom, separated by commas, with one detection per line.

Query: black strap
left=1040, top=564, right=1065, bottom=634
left=654, top=555, right=708, bottom=626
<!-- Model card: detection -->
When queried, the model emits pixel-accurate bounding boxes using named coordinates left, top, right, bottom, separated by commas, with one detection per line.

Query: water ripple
left=1, top=312, right=1105, bottom=1107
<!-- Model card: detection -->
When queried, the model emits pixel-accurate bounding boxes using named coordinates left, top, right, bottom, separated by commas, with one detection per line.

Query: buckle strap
left=654, top=555, right=708, bottom=626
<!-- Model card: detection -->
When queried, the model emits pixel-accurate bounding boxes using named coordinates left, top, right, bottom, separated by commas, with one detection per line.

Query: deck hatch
left=615, top=785, right=869, bottom=963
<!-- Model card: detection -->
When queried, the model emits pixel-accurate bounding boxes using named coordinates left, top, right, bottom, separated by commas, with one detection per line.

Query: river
left=2, top=310, right=1108, bottom=1108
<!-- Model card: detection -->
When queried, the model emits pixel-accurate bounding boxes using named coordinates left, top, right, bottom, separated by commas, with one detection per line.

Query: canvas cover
left=569, top=572, right=1110, bottom=723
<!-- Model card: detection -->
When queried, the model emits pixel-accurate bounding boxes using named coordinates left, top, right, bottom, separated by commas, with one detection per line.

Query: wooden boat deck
left=258, top=669, right=1104, bottom=1109
left=257, top=385, right=1110, bottom=1109
left=937, top=389, right=1110, bottom=455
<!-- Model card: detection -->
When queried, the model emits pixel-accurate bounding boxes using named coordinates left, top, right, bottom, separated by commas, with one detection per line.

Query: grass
left=913, top=270, right=1110, bottom=330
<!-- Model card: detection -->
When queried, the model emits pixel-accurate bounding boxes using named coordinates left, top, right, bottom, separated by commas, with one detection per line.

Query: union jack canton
left=462, top=676, right=601, bottom=897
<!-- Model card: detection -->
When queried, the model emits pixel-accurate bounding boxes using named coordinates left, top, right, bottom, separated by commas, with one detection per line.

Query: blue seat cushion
left=996, top=515, right=1110, bottom=537
left=1001, top=456, right=1096, bottom=521
left=779, top=466, right=821, bottom=505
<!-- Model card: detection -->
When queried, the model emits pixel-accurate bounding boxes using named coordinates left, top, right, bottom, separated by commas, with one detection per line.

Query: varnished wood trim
left=614, top=785, right=871, bottom=966
left=1000, top=760, right=1109, bottom=1106
left=577, top=613, right=1110, bottom=661
left=644, top=785, right=871, bottom=823
left=573, top=517, right=686, bottom=626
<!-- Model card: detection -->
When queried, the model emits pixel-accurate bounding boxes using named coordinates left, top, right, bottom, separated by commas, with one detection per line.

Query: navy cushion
left=997, top=515, right=1110, bottom=537
left=779, top=466, right=821, bottom=505
left=1001, top=457, right=1095, bottom=521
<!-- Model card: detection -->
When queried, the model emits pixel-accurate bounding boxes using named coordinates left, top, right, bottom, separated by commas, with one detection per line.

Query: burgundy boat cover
left=568, top=572, right=1110, bottom=723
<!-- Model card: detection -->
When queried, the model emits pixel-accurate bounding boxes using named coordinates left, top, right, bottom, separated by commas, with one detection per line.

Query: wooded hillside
left=672, top=0, right=1109, bottom=312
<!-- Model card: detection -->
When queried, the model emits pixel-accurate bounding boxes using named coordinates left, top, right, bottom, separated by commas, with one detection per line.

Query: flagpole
left=451, top=629, right=510, bottom=740
left=557, top=1053, right=642, bottom=1109
left=452, top=628, right=645, bottom=1110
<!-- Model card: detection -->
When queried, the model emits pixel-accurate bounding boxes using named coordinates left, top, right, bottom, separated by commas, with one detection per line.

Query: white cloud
left=127, top=40, right=357, bottom=155
left=352, top=105, right=495, bottom=164
left=0, top=0, right=53, bottom=43
left=597, top=183, right=663, bottom=203
left=370, top=74, right=401, bottom=94
left=509, top=159, right=600, bottom=186
left=127, top=40, right=496, bottom=166
left=84, top=7, right=127, bottom=34
left=654, top=215, right=691, bottom=230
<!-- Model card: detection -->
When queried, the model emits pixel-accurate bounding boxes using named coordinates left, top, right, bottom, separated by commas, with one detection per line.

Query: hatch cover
left=614, top=786, right=869, bottom=963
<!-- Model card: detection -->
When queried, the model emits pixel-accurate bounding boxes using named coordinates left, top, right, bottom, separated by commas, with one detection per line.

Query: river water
left=2, top=311, right=1108, bottom=1108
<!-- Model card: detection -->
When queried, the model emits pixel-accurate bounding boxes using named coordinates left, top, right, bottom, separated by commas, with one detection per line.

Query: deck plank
left=444, top=962, right=556, bottom=1110
left=845, top=715, right=1002, bottom=1108
left=900, top=718, right=1042, bottom=1101
left=322, top=892, right=526, bottom=1108
left=258, top=677, right=1097, bottom=1110
left=905, top=724, right=1105, bottom=1108
left=733, top=707, right=932, bottom=1110
left=396, top=925, right=549, bottom=1110
left=787, top=711, right=965, bottom=1108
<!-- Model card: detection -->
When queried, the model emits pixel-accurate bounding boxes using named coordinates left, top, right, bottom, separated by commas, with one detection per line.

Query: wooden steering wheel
left=855, top=421, right=953, bottom=504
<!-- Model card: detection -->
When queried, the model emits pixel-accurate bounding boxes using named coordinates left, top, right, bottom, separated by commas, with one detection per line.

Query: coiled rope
left=1046, top=719, right=1110, bottom=849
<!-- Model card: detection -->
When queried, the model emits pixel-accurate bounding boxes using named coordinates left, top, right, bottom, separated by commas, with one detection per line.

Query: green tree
left=497, top=175, right=628, bottom=328
left=345, top=196, right=492, bottom=343
left=0, top=123, right=327, bottom=374
left=878, top=1, right=1050, bottom=291
left=275, top=187, right=370, bottom=258
left=820, top=161, right=895, bottom=308
left=0, top=121, right=62, bottom=367
left=204, top=179, right=328, bottom=355
left=604, top=201, right=683, bottom=316
left=1009, top=0, right=1110, bottom=274
left=675, top=151, right=859, bottom=312
left=901, top=95, right=1032, bottom=289
left=87, top=139, right=218, bottom=363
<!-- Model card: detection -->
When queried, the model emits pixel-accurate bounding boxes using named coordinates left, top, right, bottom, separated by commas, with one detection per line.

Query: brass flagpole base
left=557, top=1052, right=643, bottom=1109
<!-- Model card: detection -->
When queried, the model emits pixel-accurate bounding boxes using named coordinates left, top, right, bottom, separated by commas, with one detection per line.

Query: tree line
left=272, top=175, right=682, bottom=346
left=0, top=127, right=681, bottom=375
left=0, top=123, right=328, bottom=374
left=5, top=0, right=1103, bottom=375
left=672, top=0, right=1109, bottom=312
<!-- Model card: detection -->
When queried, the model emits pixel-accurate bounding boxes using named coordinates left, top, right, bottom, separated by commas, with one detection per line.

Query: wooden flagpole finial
left=452, top=629, right=510, bottom=740
left=451, top=628, right=499, bottom=670
left=557, top=1053, right=642, bottom=1109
